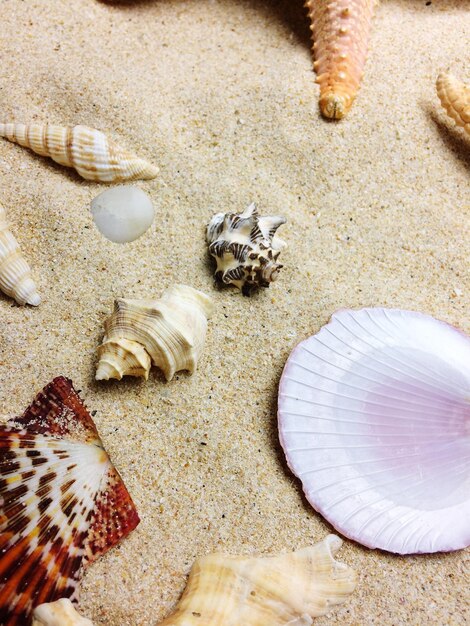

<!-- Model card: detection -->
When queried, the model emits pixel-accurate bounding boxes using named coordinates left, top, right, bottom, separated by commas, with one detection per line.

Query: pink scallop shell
left=278, top=308, right=470, bottom=554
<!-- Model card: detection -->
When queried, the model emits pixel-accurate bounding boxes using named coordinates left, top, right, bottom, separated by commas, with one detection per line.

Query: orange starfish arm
left=436, top=73, right=470, bottom=136
left=306, top=0, right=378, bottom=119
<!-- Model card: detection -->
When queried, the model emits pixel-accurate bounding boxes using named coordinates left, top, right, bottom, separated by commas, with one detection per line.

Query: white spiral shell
left=0, top=204, right=40, bottom=306
left=0, top=123, right=159, bottom=183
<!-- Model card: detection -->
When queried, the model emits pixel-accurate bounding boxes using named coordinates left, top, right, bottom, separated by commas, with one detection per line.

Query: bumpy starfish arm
left=306, top=0, right=378, bottom=119
left=436, top=73, right=470, bottom=135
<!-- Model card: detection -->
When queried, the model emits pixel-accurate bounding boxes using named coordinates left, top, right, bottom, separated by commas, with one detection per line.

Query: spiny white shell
left=278, top=308, right=470, bottom=554
left=91, top=186, right=155, bottom=243
left=96, top=285, right=214, bottom=382
left=207, top=202, right=287, bottom=295
left=32, top=599, right=94, bottom=626
left=0, top=123, right=159, bottom=183
left=0, top=204, right=40, bottom=306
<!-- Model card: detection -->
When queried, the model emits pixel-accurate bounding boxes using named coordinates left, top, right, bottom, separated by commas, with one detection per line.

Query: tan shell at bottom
left=32, top=599, right=94, bottom=626
left=159, top=535, right=356, bottom=625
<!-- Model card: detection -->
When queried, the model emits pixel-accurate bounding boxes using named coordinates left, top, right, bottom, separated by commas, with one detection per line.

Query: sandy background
left=0, top=0, right=469, bottom=624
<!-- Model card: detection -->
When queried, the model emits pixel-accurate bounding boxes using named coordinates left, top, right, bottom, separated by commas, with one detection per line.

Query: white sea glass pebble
left=90, top=186, right=154, bottom=243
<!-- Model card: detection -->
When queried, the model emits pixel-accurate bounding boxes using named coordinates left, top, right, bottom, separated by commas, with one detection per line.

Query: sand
left=0, top=0, right=469, bottom=624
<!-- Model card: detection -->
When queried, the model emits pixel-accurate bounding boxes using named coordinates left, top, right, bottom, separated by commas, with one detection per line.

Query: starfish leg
left=306, top=0, right=378, bottom=119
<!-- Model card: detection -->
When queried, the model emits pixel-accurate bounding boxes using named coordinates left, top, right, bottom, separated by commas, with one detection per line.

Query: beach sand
left=0, top=0, right=469, bottom=624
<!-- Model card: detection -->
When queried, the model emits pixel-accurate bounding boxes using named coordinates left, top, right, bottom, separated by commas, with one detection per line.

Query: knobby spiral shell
left=207, top=202, right=286, bottom=295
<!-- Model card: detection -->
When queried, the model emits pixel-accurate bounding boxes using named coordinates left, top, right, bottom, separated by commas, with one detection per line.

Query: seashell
left=90, top=185, right=155, bottom=243
left=206, top=202, right=286, bottom=295
left=0, top=123, right=159, bottom=182
left=306, top=0, right=378, bottom=119
left=436, top=73, right=470, bottom=135
left=159, top=535, right=356, bottom=625
left=96, top=285, right=214, bottom=382
left=0, top=377, right=140, bottom=626
left=278, top=308, right=470, bottom=555
left=0, top=204, right=40, bottom=306
left=32, top=599, right=94, bottom=626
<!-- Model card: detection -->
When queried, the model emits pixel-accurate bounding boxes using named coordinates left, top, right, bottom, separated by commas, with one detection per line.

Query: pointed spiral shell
left=0, top=123, right=159, bottom=182
left=0, top=204, right=40, bottom=306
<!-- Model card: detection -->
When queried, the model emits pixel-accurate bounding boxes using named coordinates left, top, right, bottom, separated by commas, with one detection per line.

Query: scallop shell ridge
left=278, top=307, right=470, bottom=554
left=436, top=73, right=470, bottom=135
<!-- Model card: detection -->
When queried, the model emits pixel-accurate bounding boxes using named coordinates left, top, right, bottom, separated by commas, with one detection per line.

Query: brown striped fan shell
left=0, top=123, right=159, bottom=183
left=206, top=203, right=287, bottom=296
left=0, top=377, right=140, bottom=626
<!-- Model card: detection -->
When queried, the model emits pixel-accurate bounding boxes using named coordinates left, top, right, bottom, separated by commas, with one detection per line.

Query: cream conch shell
left=159, top=535, right=357, bottom=625
left=96, top=285, right=214, bottom=382
left=0, top=204, right=40, bottom=306
left=32, top=599, right=94, bottom=626
left=207, top=202, right=287, bottom=295
left=0, top=123, right=159, bottom=182
left=436, top=73, right=470, bottom=135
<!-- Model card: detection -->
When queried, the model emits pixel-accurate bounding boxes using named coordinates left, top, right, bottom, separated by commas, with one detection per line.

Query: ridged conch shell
left=0, top=377, right=140, bottom=626
left=32, top=599, right=94, bottom=626
left=278, top=308, right=470, bottom=554
left=436, top=73, right=470, bottom=135
left=306, top=0, right=378, bottom=119
left=159, top=535, right=356, bottom=625
left=0, top=204, right=40, bottom=306
left=0, top=123, right=159, bottom=182
left=206, top=202, right=286, bottom=295
left=96, top=285, right=214, bottom=382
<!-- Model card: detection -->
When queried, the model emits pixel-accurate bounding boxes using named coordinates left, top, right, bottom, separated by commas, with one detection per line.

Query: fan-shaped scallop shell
left=0, top=204, right=40, bottom=306
left=206, top=202, right=286, bottom=295
left=159, top=535, right=356, bottom=625
left=96, top=284, right=214, bottom=382
left=0, top=377, right=140, bottom=626
left=436, top=73, right=470, bottom=135
left=278, top=308, right=470, bottom=554
left=0, top=123, right=159, bottom=182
